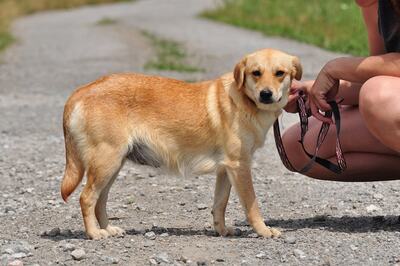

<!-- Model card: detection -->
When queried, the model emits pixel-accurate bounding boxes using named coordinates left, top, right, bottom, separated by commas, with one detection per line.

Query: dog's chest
left=251, top=112, right=278, bottom=149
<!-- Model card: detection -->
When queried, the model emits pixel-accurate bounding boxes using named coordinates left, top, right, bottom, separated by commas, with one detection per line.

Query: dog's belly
left=127, top=141, right=161, bottom=167
left=126, top=139, right=222, bottom=176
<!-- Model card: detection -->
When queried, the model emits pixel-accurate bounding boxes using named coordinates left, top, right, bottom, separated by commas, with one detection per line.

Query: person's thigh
left=284, top=106, right=398, bottom=161
left=303, top=106, right=399, bottom=158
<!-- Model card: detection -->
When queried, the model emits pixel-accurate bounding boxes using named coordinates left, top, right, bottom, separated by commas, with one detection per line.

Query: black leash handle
left=274, top=93, right=346, bottom=175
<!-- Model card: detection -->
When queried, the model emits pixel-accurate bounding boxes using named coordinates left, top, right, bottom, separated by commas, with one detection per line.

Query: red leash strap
left=273, top=92, right=347, bottom=174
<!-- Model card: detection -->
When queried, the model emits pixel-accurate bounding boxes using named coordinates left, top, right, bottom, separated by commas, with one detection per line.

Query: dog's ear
left=234, top=58, right=246, bottom=89
left=291, top=56, right=303, bottom=80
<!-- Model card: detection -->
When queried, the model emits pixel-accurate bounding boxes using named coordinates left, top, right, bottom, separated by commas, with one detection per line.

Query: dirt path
left=1, top=1, right=399, bottom=265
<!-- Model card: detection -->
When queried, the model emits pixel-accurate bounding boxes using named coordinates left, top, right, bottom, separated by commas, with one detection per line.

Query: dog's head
left=233, top=49, right=302, bottom=112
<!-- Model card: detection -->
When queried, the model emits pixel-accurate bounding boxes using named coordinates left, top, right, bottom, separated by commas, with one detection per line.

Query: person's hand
left=284, top=80, right=313, bottom=113
left=308, top=62, right=340, bottom=123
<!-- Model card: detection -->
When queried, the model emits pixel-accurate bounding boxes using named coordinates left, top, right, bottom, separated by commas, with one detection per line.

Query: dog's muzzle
left=259, top=89, right=274, bottom=104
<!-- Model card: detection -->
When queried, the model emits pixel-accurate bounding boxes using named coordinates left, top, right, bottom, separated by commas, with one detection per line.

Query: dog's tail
left=61, top=108, right=85, bottom=202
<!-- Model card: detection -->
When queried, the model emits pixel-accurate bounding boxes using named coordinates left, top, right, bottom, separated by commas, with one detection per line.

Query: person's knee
left=359, top=76, right=400, bottom=151
left=359, top=76, right=392, bottom=118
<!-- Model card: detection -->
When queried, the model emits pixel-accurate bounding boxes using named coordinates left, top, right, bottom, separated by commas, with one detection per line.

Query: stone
left=60, top=229, right=73, bottom=237
left=350, top=245, right=358, bottom=251
left=48, top=227, right=61, bottom=237
left=160, top=232, right=169, bottom=237
left=248, top=233, right=259, bottom=238
left=153, top=252, right=170, bottom=264
left=366, top=204, right=381, bottom=213
left=8, top=260, right=23, bottom=266
left=256, top=252, right=266, bottom=258
left=197, top=204, right=207, bottom=210
left=149, top=258, right=157, bottom=265
left=145, top=231, right=156, bottom=240
left=101, top=255, right=119, bottom=264
left=143, top=241, right=155, bottom=247
left=293, top=249, right=306, bottom=259
left=61, top=243, right=75, bottom=252
left=284, top=236, right=296, bottom=244
left=373, top=193, right=384, bottom=201
left=11, top=253, right=27, bottom=259
left=71, top=249, right=86, bottom=260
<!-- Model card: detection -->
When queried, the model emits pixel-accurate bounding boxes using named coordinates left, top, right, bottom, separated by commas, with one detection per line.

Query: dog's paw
left=270, top=227, right=281, bottom=238
left=216, top=226, right=236, bottom=237
left=87, top=229, right=110, bottom=240
left=106, top=225, right=125, bottom=237
left=257, top=227, right=281, bottom=238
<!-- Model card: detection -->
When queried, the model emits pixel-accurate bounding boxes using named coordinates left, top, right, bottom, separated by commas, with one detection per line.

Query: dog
left=61, top=48, right=302, bottom=240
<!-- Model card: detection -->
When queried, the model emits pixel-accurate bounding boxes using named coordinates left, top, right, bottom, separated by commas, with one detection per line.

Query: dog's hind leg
left=80, top=143, right=125, bottom=240
left=212, top=167, right=235, bottom=236
left=95, top=170, right=125, bottom=237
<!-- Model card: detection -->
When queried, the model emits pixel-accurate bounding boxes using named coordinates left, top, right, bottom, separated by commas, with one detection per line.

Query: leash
left=273, top=91, right=347, bottom=174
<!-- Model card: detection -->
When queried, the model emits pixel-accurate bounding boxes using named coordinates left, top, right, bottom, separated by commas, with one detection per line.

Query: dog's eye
left=252, top=70, right=262, bottom=77
left=275, top=70, right=285, bottom=77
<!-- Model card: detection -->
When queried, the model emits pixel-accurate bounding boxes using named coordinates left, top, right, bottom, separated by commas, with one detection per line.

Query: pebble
left=366, top=204, right=381, bottom=213
left=178, top=255, right=189, bottom=263
left=71, top=249, right=86, bottom=261
left=234, top=220, right=249, bottom=227
left=11, top=253, right=27, bottom=259
left=197, top=204, right=207, bottom=210
left=8, top=260, right=23, bottom=266
left=145, top=231, right=156, bottom=240
left=373, top=193, right=384, bottom=201
left=160, top=232, right=169, bottom=237
left=149, top=258, right=158, bottom=265
left=61, top=243, right=75, bottom=252
left=255, top=252, right=266, bottom=258
left=153, top=252, right=170, bottom=264
left=350, top=244, right=358, bottom=251
left=101, top=255, right=119, bottom=264
left=284, top=236, right=296, bottom=244
left=293, top=249, right=306, bottom=259
left=143, top=241, right=155, bottom=247
left=48, top=227, right=61, bottom=237
left=248, top=233, right=259, bottom=238
left=60, top=229, right=73, bottom=237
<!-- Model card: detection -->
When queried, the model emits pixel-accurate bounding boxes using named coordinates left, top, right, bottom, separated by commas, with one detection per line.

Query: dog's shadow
left=41, top=215, right=400, bottom=241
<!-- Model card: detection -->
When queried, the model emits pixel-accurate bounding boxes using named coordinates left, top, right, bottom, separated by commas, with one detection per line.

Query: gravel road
left=1, top=0, right=399, bottom=265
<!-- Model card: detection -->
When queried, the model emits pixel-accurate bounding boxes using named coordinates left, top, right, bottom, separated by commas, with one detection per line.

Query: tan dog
left=61, top=48, right=302, bottom=240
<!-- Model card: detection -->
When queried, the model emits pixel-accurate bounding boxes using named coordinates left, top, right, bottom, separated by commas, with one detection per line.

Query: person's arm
left=326, top=53, right=400, bottom=83
left=357, top=0, right=386, bottom=55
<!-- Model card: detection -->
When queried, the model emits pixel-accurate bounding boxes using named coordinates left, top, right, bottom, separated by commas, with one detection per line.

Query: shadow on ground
left=267, top=214, right=400, bottom=233
left=40, top=215, right=400, bottom=242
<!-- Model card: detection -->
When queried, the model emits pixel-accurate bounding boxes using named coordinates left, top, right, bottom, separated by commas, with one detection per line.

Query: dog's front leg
left=225, top=162, right=281, bottom=238
left=212, top=167, right=235, bottom=236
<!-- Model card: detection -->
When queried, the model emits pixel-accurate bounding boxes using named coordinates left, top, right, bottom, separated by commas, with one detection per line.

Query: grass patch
left=203, top=0, right=369, bottom=56
left=0, top=0, right=132, bottom=52
left=96, top=17, right=118, bottom=25
left=142, top=31, right=203, bottom=73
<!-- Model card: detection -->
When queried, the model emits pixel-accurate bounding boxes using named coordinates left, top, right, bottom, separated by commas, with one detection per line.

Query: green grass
left=0, top=0, right=132, bottom=52
left=142, top=31, right=203, bottom=73
left=96, top=17, right=118, bottom=25
left=203, top=0, right=369, bottom=56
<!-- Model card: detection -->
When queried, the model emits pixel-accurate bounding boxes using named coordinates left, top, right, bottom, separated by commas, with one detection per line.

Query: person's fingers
left=310, top=98, right=333, bottom=123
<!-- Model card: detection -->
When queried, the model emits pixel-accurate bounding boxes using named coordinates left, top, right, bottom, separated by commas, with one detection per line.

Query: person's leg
left=282, top=77, right=400, bottom=181
left=359, top=76, right=400, bottom=152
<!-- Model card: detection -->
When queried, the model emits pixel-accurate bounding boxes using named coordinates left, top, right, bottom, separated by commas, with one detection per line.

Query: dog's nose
left=259, top=89, right=273, bottom=104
